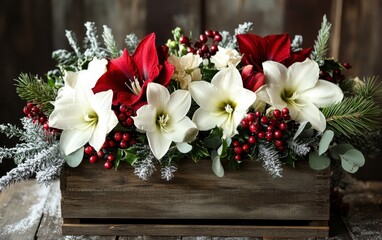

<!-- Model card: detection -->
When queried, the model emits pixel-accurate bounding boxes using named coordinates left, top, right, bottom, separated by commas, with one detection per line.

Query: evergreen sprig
left=355, top=76, right=382, bottom=101
left=322, top=96, right=382, bottom=138
left=311, top=15, right=332, bottom=65
left=102, top=25, right=121, bottom=58
left=15, top=73, right=56, bottom=114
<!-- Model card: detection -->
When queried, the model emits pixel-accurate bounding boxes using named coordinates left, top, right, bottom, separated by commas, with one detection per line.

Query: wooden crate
left=60, top=159, right=330, bottom=238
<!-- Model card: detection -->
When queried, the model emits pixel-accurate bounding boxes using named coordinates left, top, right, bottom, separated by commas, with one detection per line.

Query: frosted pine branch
left=291, top=35, right=303, bottom=52
left=161, top=164, right=177, bottom=181
left=134, top=149, right=157, bottom=180
left=311, top=15, right=332, bottom=65
left=125, top=33, right=139, bottom=53
left=220, top=22, right=253, bottom=49
left=258, top=143, right=283, bottom=178
left=288, top=140, right=311, bottom=157
left=102, top=25, right=121, bottom=58
left=65, top=30, right=81, bottom=57
left=0, top=123, right=24, bottom=139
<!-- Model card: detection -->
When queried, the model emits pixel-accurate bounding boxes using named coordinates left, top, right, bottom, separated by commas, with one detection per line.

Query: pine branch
left=355, top=76, right=382, bottom=101
left=15, top=73, right=56, bottom=114
left=65, top=30, right=82, bottom=57
left=258, top=143, right=283, bottom=178
left=311, top=15, right=332, bottom=64
left=322, top=96, right=382, bottom=138
left=125, top=33, right=139, bottom=53
left=102, top=25, right=121, bottom=58
left=0, top=123, right=24, bottom=139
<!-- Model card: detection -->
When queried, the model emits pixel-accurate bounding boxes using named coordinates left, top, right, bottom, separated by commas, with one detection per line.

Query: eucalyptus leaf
left=318, top=130, right=334, bottom=155
left=340, top=149, right=365, bottom=173
left=309, top=152, right=330, bottom=170
left=330, top=143, right=354, bottom=159
left=211, top=150, right=224, bottom=177
left=293, top=121, right=312, bottom=140
left=64, top=147, right=84, bottom=167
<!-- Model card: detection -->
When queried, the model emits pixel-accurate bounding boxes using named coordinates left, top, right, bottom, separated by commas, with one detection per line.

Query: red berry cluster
left=232, top=108, right=291, bottom=161
left=320, top=62, right=351, bottom=83
left=23, top=102, right=58, bottom=135
left=85, top=104, right=137, bottom=170
left=179, top=30, right=222, bottom=58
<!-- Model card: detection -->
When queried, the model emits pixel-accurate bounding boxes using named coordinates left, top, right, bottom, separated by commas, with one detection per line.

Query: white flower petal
left=63, top=71, right=79, bottom=89
left=48, top=102, right=85, bottom=130
left=60, top=126, right=94, bottom=156
left=91, top=90, right=118, bottom=132
left=146, top=83, right=170, bottom=111
left=133, top=105, right=157, bottom=132
left=286, top=58, right=319, bottom=93
left=176, top=142, right=192, bottom=153
left=266, top=86, right=287, bottom=110
left=262, top=61, right=287, bottom=88
left=188, top=81, right=221, bottom=111
left=211, top=66, right=243, bottom=90
left=300, top=80, right=344, bottom=108
left=192, top=108, right=225, bottom=131
left=163, top=117, right=196, bottom=142
left=64, top=147, right=84, bottom=168
left=166, top=90, right=191, bottom=122
left=147, top=130, right=172, bottom=159
left=88, top=125, right=108, bottom=152
left=229, top=88, right=257, bottom=112
left=295, top=102, right=327, bottom=132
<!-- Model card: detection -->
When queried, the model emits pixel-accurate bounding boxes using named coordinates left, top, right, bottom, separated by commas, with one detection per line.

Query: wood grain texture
left=61, top=160, right=330, bottom=221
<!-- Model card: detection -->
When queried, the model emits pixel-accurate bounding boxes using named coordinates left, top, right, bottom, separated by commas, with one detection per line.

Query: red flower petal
left=241, top=65, right=265, bottom=92
left=93, top=70, right=128, bottom=105
left=108, top=49, right=138, bottom=80
left=263, top=34, right=290, bottom=63
left=133, top=33, right=160, bottom=81
left=284, top=47, right=312, bottom=67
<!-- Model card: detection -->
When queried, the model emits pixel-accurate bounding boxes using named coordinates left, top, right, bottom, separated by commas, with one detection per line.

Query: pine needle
left=15, top=73, right=56, bottom=114
left=102, top=25, right=121, bottom=58
left=322, top=96, right=382, bottom=138
left=311, top=15, right=332, bottom=64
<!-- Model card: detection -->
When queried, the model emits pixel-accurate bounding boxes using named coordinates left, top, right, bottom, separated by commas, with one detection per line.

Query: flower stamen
left=125, top=76, right=142, bottom=96
left=157, top=114, right=170, bottom=132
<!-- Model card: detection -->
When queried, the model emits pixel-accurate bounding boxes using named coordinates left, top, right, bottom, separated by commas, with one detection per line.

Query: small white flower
left=210, top=46, right=241, bottom=70
left=258, top=58, right=344, bottom=132
left=133, top=83, right=197, bottom=159
left=49, top=58, right=118, bottom=158
left=168, top=53, right=202, bottom=89
left=188, top=66, right=256, bottom=139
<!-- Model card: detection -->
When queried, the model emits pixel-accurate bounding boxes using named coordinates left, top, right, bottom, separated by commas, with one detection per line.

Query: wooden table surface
left=0, top=179, right=381, bottom=240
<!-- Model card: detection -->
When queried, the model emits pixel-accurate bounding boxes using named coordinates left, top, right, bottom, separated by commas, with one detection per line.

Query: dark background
left=1, top=0, right=381, bottom=179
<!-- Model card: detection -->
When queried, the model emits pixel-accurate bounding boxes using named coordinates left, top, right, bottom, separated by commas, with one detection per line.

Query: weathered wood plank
left=61, top=160, right=330, bottom=221
left=0, top=180, right=50, bottom=240
left=61, top=223, right=329, bottom=238
left=204, top=0, right=285, bottom=36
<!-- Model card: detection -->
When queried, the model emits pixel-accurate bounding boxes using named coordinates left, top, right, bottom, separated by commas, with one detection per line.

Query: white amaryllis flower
left=258, top=58, right=344, bottom=132
left=168, top=53, right=202, bottom=89
left=188, top=66, right=257, bottom=139
left=133, top=82, right=197, bottom=159
left=210, top=46, right=241, bottom=70
left=49, top=58, right=118, bottom=162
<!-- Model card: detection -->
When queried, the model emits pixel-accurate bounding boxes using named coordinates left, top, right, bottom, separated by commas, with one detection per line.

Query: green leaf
left=340, top=149, right=365, bottom=173
left=318, top=130, right=334, bottom=155
left=119, top=146, right=141, bottom=165
left=309, top=152, right=330, bottom=170
left=211, top=150, right=224, bottom=177
left=217, top=138, right=231, bottom=158
left=64, top=147, right=84, bottom=167
left=330, top=143, right=354, bottom=159
left=203, top=127, right=222, bottom=149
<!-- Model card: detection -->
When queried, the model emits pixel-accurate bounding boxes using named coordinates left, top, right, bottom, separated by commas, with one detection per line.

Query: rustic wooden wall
left=1, top=0, right=381, bottom=179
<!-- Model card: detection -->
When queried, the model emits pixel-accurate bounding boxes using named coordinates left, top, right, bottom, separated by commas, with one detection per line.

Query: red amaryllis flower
left=93, top=33, right=174, bottom=109
left=237, top=33, right=311, bottom=92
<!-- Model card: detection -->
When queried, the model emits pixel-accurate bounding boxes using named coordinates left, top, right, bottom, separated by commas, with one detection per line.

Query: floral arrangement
left=1, top=16, right=381, bottom=190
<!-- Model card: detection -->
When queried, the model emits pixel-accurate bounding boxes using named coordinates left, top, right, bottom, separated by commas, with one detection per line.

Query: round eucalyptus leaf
left=211, top=150, right=224, bottom=177
left=64, top=146, right=84, bottom=167
left=309, top=152, right=330, bottom=170
left=318, top=130, right=334, bottom=155
left=340, top=149, right=365, bottom=173
left=329, top=143, right=354, bottom=159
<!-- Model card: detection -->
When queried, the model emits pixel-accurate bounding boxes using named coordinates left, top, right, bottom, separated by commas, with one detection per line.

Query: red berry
left=279, top=122, right=288, bottom=131
left=129, top=139, right=137, bottom=146
left=97, top=150, right=105, bottom=158
left=84, top=146, right=94, bottom=155
left=201, top=44, right=209, bottom=53
left=104, top=161, right=113, bottom=169
left=119, top=104, right=128, bottom=113
left=205, top=30, right=214, bottom=38
left=343, top=62, right=351, bottom=69
left=118, top=112, right=127, bottom=121
left=267, top=125, right=275, bottom=132
left=273, top=109, right=281, bottom=119
left=210, top=44, right=218, bottom=54
left=246, top=112, right=256, bottom=122
left=31, top=106, right=39, bottom=115
left=179, top=35, right=189, bottom=45
left=187, top=47, right=196, bottom=54
left=275, top=140, right=284, bottom=148
left=199, top=33, right=208, bottom=43
left=273, top=130, right=282, bottom=139
left=266, top=132, right=273, bottom=141
left=107, top=154, right=115, bottom=162
left=248, top=136, right=256, bottom=145
left=214, top=33, right=222, bottom=42
left=249, top=123, right=258, bottom=133
left=196, top=49, right=203, bottom=57
left=282, top=108, right=289, bottom=115
left=122, top=133, right=131, bottom=141
left=241, top=119, right=249, bottom=128
left=255, top=111, right=261, bottom=118
left=258, top=132, right=265, bottom=139
left=234, top=147, right=243, bottom=154
left=125, top=117, right=134, bottom=126
left=260, top=116, right=269, bottom=124
left=283, top=114, right=291, bottom=120
left=114, top=132, right=123, bottom=142
left=205, top=52, right=211, bottom=59
left=109, top=140, right=116, bottom=148
left=89, top=155, right=98, bottom=163
left=242, top=144, right=250, bottom=152
left=120, top=140, right=128, bottom=149
left=102, top=140, right=110, bottom=149
left=235, top=154, right=242, bottom=161
left=233, top=140, right=240, bottom=147
left=269, top=119, right=278, bottom=126
left=43, top=123, right=50, bottom=131
left=23, top=106, right=30, bottom=115
left=39, top=115, right=47, bottom=124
